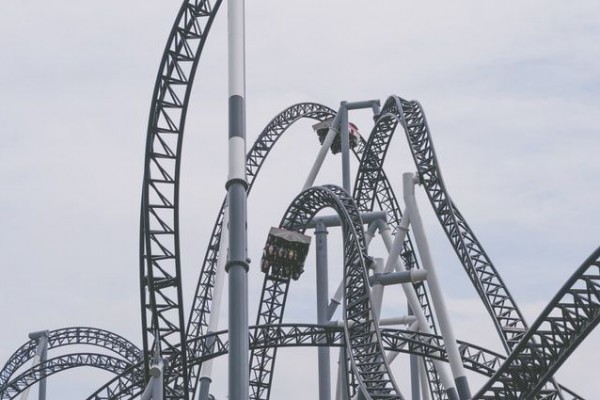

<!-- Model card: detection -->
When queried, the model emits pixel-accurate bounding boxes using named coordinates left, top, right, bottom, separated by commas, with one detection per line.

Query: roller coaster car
left=313, top=118, right=360, bottom=155
left=261, top=227, right=311, bottom=280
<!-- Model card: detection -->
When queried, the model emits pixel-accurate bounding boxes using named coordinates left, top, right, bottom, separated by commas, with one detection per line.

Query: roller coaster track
left=185, top=103, right=336, bottom=395
left=354, top=109, right=444, bottom=399
left=184, top=102, right=441, bottom=398
left=84, top=324, right=507, bottom=400
left=0, top=327, right=140, bottom=390
left=359, top=95, right=584, bottom=399
left=476, top=246, right=600, bottom=399
left=250, top=185, right=402, bottom=399
left=1, top=353, right=131, bottom=400
left=138, top=0, right=222, bottom=398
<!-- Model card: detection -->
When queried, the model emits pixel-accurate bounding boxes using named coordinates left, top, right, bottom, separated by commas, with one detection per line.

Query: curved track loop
left=183, top=102, right=442, bottom=399
left=0, top=327, right=140, bottom=390
left=358, top=96, right=578, bottom=398
left=371, top=95, right=528, bottom=351
left=185, top=103, right=335, bottom=394
left=138, top=0, right=222, bottom=398
left=1, top=353, right=131, bottom=399
left=250, top=185, right=402, bottom=400
left=476, top=246, right=600, bottom=399
left=354, top=109, right=444, bottom=398
left=381, top=96, right=581, bottom=399
left=87, top=324, right=506, bottom=400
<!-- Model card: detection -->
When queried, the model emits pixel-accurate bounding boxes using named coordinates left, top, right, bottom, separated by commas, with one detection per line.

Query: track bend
left=85, top=323, right=509, bottom=400
left=0, top=327, right=140, bottom=391
left=354, top=105, right=445, bottom=399
left=185, top=103, right=336, bottom=394
left=250, top=185, right=403, bottom=400
left=1, top=353, right=131, bottom=400
left=138, top=1, right=223, bottom=399
left=367, top=95, right=581, bottom=399
left=187, top=102, right=444, bottom=399
left=476, top=246, right=600, bottom=399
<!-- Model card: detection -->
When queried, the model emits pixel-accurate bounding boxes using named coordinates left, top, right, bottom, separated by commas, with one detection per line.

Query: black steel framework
left=250, top=185, right=402, bottom=399
left=1, top=0, right=598, bottom=396
left=476, top=247, right=600, bottom=399
left=0, top=327, right=140, bottom=391
left=138, top=1, right=222, bottom=399
left=82, top=324, right=510, bottom=400
left=1, top=353, right=131, bottom=400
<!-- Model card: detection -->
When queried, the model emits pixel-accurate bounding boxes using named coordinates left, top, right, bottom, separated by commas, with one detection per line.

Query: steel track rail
left=85, top=324, right=507, bottom=400
left=138, top=1, right=223, bottom=398
left=185, top=103, right=336, bottom=395
left=394, top=96, right=581, bottom=399
left=184, top=101, right=439, bottom=399
left=354, top=107, right=444, bottom=399
left=0, top=353, right=131, bottom=399
left=250, top=185, right=402, bottom=400
left=475, top=246, right=600, bottom=399
left=384, top=95, right=527, bottom=349
left=0, top=327, right=140, bottom=390
left=363, top=95, right=580, bottom=399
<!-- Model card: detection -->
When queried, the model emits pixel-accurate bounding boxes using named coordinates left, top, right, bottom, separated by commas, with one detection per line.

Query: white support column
left=378, top=220, right=459, bottom=400
left=198, top=207, right=230, bottom=400
left=304, top=115, right=340, bottom=190
left=227, top=0, right=249, bottom=399
left=403, top=173, right=471, bottom=400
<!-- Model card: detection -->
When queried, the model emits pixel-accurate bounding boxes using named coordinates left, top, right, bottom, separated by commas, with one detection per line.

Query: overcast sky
left=1, top=1, right=599, bottom=399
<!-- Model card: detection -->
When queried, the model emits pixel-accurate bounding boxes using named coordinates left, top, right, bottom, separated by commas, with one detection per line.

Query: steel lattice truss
left=138, top=1, right=223, bottom=398
left=476, top=248, right=600, bottom=399
left=2, top=0, right=599, bottom=398
left=0, top=327, right=140, bottom=391
left=81, top=324, right=509, bottom=400
left=1, top=353, right=131, bottom=400
left=250, top=185, right=402, bottom=399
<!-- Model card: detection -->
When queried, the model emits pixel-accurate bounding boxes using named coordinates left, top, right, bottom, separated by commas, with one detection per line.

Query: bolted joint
left=28, top=330, right=49, bottom=340
left=225, top=260, right=250, bottom=273
left=225, top=178, right=248, bottom=190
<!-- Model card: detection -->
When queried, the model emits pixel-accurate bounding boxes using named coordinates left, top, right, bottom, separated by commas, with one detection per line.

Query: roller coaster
left=1, top=1, right=599, bottom=399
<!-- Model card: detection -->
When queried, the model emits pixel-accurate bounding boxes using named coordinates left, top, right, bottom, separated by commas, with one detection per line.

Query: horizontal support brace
left=304, top=211, right=387, bottom=229
left=369, top=270, right=428, bottom=286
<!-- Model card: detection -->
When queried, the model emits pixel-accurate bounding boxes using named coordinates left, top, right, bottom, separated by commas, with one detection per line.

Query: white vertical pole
left=378, top=222, right=459, bottom=400
left=198, top=207, right=230, bottom=400
left=227, top=0, right=249, bottom=399
left=403, top=173, right=471, bottom=400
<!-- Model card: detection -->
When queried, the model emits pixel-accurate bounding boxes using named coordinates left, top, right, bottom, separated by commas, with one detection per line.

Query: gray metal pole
left=378, top=222, right=459, bottom=400
left=335, top=349, right=349, bottom=400
left=408, top=304, right=420, bottom=400
left=38, top=334, right=48, bottom=400
left=339, top=102, right=351, bottom=194
left=227, top=0, right=249, bottom=398
left=403, top=173, right=471, bottom=400
left=303, top=114, right=340, bottom=191
left=25, top=331, right=48, bottom=400
left=315, top=220, right=331, bottom=400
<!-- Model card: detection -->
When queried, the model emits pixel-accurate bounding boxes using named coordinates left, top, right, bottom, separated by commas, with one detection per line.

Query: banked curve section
left=476, top=246, right=600, bottom=399
left=138, top=1, right=223, bottom=399
left=250, top=185, right=402, bottom=400
left=1, top=353, right=131, bottom=400
left=84, top=324, right=509, bottom=400
left=0, top=327, right=140, bottom=391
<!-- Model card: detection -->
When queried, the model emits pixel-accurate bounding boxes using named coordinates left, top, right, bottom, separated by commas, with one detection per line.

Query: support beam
left=378, top=219, right=459, bottom=400
left=227, top=0, right=249, bottom=399
left=315, top=221, right=331, bottom=400
left=403, top=173, right=471, bottom=400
